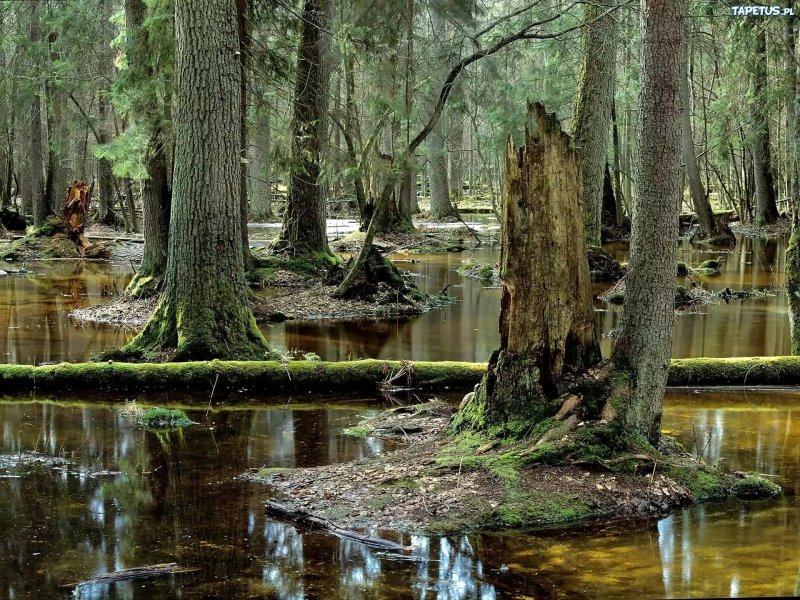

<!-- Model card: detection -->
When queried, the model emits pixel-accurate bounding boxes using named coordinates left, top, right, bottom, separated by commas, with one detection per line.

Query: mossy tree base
left=104, top=295, right=278, bottom=362
left=125, top=270, right=162, bottom=299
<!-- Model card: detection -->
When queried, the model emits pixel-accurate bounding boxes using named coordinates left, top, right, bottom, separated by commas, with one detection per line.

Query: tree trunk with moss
left=274, top=0, right=331, bottom=256
left=455, top=103, right=600, bottom=429
left=787, top=208, right=800, bottom=354
left=610, top=0, right=683, bottom=445
left=115, top=0, right=275, bottom=361
left=750, top=26, right=779, bottom=227
left=123, top=0, right=171, bottom=298
left=572, top=0, right=617, bottom=246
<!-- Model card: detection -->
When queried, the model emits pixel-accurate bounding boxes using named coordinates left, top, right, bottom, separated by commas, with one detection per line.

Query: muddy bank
left=250, top=402, right=778, bottom=535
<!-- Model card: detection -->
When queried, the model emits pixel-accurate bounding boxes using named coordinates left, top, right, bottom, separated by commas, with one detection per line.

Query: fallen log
left=0, top=359, right=487, bottom=396
left=60, top=562, right=198, bottom=589
left=266, top=500, right=412, bottom=552
left=0, top=356, right=799, bottom=397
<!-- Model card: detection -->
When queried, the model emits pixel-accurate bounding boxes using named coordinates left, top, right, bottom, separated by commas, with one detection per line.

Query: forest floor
left=247, top=400, right=778, bottom=535
left=71, top=283, right=455, bottom=329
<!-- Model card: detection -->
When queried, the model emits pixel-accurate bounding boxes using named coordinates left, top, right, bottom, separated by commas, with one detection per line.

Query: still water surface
left=0, top=388, right=798, bottom=598
left=0, top=225, right=791, bottom=364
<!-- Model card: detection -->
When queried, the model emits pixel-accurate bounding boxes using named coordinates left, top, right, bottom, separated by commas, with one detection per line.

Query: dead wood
left=266, top=500, right=412, bottom=552
left=60, top=562, right=198, bottom=589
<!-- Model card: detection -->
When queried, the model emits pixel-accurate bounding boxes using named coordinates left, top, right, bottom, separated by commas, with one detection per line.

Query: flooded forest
left=1, top=0, right=800, bottom=597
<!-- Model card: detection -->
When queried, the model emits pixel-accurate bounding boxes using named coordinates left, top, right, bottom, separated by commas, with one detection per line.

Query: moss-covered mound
left=249, top=250, right=340, bottom=288
left=0, top=230, right=110, bottom=261
left=138, top=407, right=192, bottom=429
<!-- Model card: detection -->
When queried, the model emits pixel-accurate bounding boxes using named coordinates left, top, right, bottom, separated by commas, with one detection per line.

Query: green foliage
left=94, top=128, right=149, bottom=180
left=342, top=425, right=372, bottom=437
left=731, top=474, right=781, bottom=499
left=138, top=407, right=192, bottom=429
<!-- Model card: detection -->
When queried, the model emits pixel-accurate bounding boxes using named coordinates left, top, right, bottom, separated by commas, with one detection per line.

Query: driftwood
left=60, top=562, right=198, bottom=589
left=266, top=500, right=412, bottom=552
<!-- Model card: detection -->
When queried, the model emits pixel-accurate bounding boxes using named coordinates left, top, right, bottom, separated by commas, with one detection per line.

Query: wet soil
left=251, top=403, right=693, bottom=535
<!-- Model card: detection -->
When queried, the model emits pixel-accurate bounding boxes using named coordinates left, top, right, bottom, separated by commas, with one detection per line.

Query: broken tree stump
left=457, top=102, right=601, bottom=428
left=63, top=179, right=94, bottom=255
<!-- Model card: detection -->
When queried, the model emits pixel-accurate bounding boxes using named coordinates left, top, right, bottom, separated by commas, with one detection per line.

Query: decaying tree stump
left=63, top=179, right=95, bottom=255
left=458, top=102, right=600, bottom=427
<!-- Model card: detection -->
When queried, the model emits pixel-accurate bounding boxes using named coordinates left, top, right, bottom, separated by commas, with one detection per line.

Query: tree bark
left=611, top=0, right=683, bottom=445
left=235, top=0, right=252, bottom=268
left=787, top=209, right=800, bottom=354
left=118, top=0, right=274, bottom=361
left=97, top=0, right=116, bottom=226
left=680, top=33, right=726, bottom=242
left=461, top=103, right=600, bottom=426
left=750, top=25, right=779, bottom=226
left=572, top=0, right=618, bottom=245
left=275, top=0, right=331, bottom=256
left=28, top=0, right=47, bottom=226
left=123, top=0, right=172, bottom=298
left=249, top=96, right=274, bottom=220
left=426, top=11, right=456, bottom=221
left=397, top=0, right=417, bottom=229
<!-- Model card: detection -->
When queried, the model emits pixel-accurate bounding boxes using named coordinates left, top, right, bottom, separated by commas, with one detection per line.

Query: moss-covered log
left=0, top=359, right=487, bottom=396
left=2, top=356, right=800, bottom=396
left=667, top=356, right=800, bottom=386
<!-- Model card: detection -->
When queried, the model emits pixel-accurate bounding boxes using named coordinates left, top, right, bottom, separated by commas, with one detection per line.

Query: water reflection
left=1, top=230, right=796, bottom=364
left=2, top=391, right=800, bottom=597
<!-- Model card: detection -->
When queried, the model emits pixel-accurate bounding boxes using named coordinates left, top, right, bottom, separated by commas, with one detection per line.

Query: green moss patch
left=731, top=474, right=781, bottom=499
left=138, top=407, right=192, bottom=429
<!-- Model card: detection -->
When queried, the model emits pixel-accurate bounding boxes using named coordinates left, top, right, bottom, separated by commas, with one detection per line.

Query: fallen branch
left=60, top=563, right=197, bottom=590
left=266, top=500, right=412, bottom=552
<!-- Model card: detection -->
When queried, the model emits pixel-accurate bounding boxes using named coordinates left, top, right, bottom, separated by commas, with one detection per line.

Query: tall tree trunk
left=275, top=0, right=331, bottom=256
left=751, top=26, right=779, bottom=226
left=610, top=102, right=626, bottom=223
left=124, top=0, right=171, bottom=298
left=116, top=0, right=274, bottom=361
left=611, top=0, right=683, bottom=445
left=97, top=0, right=116, bottom=226
left=28, top=0, right=47, bottom=226
left=680, top=33, right=725, bottom=242
left=454, top=104, right=600, bottom=428
left=397, top=0, right=416, bottom=229
left=236, top=0, right=252, bottom=268
left=791, top=17, right=800, bottom=206
left=426, top=11, right=456, bottom=221
left=249, top=95, right=274, bottom=220
left=787, top=209, right=800, bottom=354
left=572, top=0, right=618, bottom=246
left=448, top=85, right=466, bottom=206
left=343, top=52, right=366, bottom=222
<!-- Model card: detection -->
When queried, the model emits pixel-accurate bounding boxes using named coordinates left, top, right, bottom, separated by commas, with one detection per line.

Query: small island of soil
left=249, top=399, right=778, bottom=535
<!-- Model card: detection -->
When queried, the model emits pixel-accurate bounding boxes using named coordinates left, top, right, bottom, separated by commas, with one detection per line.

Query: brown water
left=0, top=388, right=798, bottom=599
left=0, top=227, right=791, bottom=364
